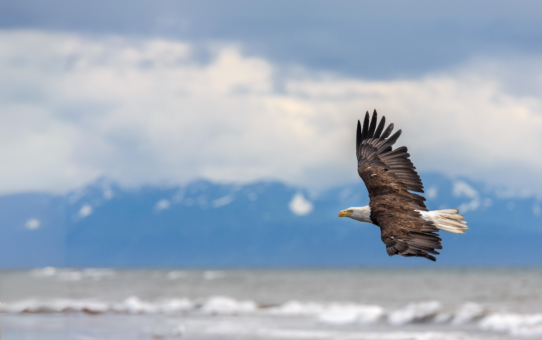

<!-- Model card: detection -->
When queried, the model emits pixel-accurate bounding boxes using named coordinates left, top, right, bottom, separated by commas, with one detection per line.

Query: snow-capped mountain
left=1, top=173, right=541, bottom=268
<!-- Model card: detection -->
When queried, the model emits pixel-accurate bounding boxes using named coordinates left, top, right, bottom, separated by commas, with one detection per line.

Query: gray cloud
left=1, top=1, right=542, bottom=79
left=1, top=30, right=542, bottom=195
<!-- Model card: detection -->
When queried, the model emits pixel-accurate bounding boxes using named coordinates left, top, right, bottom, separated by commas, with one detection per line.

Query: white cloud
left=426, top=186, right=438, bottom=200
left=212, top=195, right=234, bottom=208
left=25, top=218, right=40, bottom=230
left=171, top=190, right=185, bottom=203
left=103, top=187, right=114, bottom=200
left=78, top=204, right=93, bottom=218
left=458, top=200, right=480, bottom=214
left=483, top=198, right=493, bottom=207
left=453, top=181, right=478, bottom=199
left=155, top=199, right=171, bottom=211
left=1, top=30, right=542, bottom=195
left=454, top=180, right=480, bottom=213
left=289, top=193, right=313, bottom=216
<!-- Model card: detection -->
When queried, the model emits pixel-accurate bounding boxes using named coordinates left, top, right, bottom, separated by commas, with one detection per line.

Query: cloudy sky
left=1, top=1, right=542, bottom=196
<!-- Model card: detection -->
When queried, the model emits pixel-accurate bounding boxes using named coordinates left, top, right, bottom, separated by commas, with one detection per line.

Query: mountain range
left=1, top=173, right=541, bottom=268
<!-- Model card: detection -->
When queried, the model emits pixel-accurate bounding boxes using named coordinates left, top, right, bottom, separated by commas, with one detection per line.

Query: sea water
left=1, top=268, right=541, bottom=339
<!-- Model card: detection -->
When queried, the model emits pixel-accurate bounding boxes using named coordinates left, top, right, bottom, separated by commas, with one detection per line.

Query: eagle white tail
left=418, top=209, right=468, bottom=234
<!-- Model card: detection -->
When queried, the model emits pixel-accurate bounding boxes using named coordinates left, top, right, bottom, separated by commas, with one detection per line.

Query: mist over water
left=1, top=268, right=541, bottom=339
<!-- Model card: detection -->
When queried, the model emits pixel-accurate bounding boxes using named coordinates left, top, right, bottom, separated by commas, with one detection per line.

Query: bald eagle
left=338, top=110, right=468, bottom=261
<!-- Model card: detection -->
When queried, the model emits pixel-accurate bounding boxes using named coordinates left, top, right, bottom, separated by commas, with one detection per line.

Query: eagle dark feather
left=356, top=110, right=442, bottom=261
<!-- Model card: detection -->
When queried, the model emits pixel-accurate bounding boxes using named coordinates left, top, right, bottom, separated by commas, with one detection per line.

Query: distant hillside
left=1, top=173, right=541, bottom=268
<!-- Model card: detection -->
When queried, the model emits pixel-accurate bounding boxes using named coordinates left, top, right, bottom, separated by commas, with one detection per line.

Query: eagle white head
left=338, top=206, right=372, bottom=223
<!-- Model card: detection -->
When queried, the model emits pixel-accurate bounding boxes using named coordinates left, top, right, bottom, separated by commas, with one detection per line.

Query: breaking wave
left=479, top=312, right=542, bottom=337
left=1, top=297, right=541, bottom=337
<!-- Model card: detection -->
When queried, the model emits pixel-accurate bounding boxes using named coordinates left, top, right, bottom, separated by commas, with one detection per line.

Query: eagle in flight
left=338, top=110, right=468, bottom=261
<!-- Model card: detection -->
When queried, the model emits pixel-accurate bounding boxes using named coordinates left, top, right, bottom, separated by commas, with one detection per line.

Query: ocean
left=1, top=268, right=541, bottom=339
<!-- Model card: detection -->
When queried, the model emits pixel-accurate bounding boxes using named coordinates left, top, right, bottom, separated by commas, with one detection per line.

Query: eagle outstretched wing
left=356, top=110, right=442, bottom=261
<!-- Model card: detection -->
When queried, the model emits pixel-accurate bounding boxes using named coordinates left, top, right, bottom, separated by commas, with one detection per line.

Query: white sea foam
left=267, top=300, right=384, bottom=325
left=159, top=298, right=193, bottom=314
left=479, top=312, right=542, bottom=337
left=317, top=304, right=385, bottom=325
left=200, top=296, right=257, bottom=315
left=81, top=268, right=115, bottom=281
left=30, top=268, right=115, bottom=281
left=1, top=296, right=542, bottom=337
left=0, top=299, right=110, bottom=314
left=267, top=300, right=327, bottom=315
left=388, top=301, right=441, bottom=325
left=166, top=270, right=187, bottom=280
left=452, top=302, right=486, bottom=324
left=112, top=296, right=159, bottom=314
left=30, top=266, right=57, bottom=277
left=203, top=271, right=224, bottom=280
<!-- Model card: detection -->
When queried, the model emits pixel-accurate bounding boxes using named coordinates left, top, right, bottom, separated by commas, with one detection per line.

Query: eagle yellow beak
left=338, top=210, right=352, bottom=218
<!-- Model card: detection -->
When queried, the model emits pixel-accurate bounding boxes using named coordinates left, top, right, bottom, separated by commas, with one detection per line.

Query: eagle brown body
left=340, top=110, right=468, bottom=261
